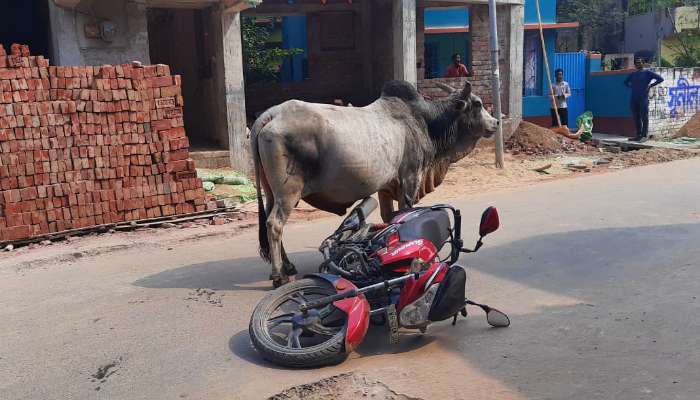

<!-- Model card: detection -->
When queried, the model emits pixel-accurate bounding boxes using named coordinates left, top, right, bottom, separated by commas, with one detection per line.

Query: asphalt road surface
left=2, top=158, right=700, bottom=400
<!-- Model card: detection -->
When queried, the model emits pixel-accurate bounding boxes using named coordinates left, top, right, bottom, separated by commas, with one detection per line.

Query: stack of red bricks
left=0, top=44, right=215, bottom=242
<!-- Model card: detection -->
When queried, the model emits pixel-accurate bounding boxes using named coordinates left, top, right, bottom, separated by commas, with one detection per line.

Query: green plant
left=670, top=33, right=700, bottom=66
left=667, top=4, right=700, bottom=66
left=242, top=17, right=303, bottom=83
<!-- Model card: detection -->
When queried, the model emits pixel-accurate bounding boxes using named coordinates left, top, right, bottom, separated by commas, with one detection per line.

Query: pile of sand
left=675, top=112, right=700, bottom=138
left=475, top=120, right=597, bottom=156
left=505, top=121, right=565, bottom=155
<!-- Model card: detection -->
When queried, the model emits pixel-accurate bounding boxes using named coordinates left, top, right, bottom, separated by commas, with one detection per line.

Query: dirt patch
left=676, top=112, right=700, bottom=138
left=611, top=148, right=700, bottom=167
left=90, top=357, right=122, bottom=391
left=184, top=288, right=223, bottom=307
left=269, top=373, right=422, bottom=400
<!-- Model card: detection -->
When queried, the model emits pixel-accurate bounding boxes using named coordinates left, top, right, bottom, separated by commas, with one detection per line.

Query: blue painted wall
left=423, top=0, right=558, bottom=29
left=281, top=16, right=308, bottom=83
left=424, top=8, right=469, bottom=28
left=523, top=30, right=557, bottom=117
left=585, top=72, right=633, bottom=117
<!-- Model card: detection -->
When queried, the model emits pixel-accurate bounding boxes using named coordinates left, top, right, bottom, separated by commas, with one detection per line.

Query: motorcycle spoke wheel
left=249, top=278, right=351, bottom=368
left=264, top=287, right=345, bottom=350
left=266, top=313, right=294, bottom=329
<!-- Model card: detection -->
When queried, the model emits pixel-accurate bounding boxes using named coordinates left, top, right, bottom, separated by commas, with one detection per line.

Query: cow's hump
left=381, top=80, right=420, bottom=102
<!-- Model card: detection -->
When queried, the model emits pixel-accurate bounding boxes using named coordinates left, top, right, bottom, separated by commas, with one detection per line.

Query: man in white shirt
left=550, top=68, right=571, bottom=128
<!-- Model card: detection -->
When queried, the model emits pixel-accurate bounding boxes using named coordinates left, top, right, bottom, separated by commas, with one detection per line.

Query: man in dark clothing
left=624, top=58, right=664, bottom=142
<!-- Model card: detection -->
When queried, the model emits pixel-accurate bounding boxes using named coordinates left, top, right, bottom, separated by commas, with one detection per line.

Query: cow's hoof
left=271, top=275, right=291, bottom=289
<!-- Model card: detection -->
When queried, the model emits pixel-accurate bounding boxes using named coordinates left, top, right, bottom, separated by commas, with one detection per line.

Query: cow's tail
left=252, top=110, right=275, bottom=263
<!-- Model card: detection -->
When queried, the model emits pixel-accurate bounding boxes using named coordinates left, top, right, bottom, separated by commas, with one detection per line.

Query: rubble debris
left=533, top=164, right=552, bottom=173
left=269, top=373, right=422, bottom=400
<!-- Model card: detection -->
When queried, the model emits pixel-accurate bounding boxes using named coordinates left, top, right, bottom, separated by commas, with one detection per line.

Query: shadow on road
left=227, top=323, right=437, bottom=370
left=132, top=251, right=324, bottom=291
left=469, top=223, right=700, bottom=296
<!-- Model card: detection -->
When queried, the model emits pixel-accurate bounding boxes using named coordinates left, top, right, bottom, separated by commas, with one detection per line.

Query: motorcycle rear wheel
left=249, top=278, right=349, bottom=368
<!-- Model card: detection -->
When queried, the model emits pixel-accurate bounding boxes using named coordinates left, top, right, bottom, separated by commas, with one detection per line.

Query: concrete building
left=419, top=0, right=580, bottom=126
left=0, top=0, right=525, bottom=171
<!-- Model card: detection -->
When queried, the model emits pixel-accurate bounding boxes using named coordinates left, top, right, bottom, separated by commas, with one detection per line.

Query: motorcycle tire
left=249, top=278, right=349, bottom=368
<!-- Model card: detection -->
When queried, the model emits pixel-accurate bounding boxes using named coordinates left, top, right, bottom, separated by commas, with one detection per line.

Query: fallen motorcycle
left=249, top=198, right=509, bottom=367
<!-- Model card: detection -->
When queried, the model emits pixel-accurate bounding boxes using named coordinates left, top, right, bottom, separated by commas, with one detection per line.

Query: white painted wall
left=648, top=67, right=700, bottom=137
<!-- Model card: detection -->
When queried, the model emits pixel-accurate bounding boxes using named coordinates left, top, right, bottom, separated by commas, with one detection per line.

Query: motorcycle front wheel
left=249, top=278, right=349, bottom=368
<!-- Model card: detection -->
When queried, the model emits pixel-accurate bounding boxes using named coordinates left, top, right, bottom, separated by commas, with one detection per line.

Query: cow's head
left=439, top=81, right=499, bottom=139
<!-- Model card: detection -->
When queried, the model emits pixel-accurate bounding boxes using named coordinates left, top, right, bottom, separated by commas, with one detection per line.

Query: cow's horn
left=461, top=81, right=472, bottom=97
left=435, top=82, right=456, bottom=94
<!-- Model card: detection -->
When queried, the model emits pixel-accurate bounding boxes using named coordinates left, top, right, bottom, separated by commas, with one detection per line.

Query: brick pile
left=0, top=44, right=214, bottom=243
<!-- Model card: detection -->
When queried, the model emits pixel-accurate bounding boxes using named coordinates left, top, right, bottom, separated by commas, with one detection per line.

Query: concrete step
left=190, top=150, right=230, bottom=169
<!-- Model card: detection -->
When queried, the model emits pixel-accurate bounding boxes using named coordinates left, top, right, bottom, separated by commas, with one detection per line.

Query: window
left=523, top=31, right=542, bottom=97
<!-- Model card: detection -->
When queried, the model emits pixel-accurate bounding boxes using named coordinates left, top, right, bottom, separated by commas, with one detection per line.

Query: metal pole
left=487, top=0, right=505, bottom=169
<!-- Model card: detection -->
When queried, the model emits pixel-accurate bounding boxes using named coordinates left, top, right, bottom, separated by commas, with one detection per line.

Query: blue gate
left=554, top=52, right=586, bottom=129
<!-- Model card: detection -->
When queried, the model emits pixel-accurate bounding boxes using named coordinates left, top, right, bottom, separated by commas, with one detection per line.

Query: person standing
left=550, top=68, right=571, bottom=128
left=444, top=54, right=470, bottom=78
left=624, top=58, right=664, bottom=142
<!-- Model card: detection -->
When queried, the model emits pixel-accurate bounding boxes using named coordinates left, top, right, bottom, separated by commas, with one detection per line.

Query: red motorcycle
left=249, top=198, right=509, bottom=367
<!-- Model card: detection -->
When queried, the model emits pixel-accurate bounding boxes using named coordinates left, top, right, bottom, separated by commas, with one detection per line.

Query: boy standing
left=550, top=68, right=571, bottom=127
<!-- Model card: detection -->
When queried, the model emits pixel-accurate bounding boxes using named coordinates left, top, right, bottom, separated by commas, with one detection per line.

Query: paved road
left=2, top=158, right=700, bottom=400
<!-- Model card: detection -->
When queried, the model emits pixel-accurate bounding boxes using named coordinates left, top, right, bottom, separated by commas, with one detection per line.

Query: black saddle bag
left=428, top=266, right=466, bottom=322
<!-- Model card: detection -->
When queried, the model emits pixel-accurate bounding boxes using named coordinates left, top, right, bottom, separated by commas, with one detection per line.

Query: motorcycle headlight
left=399, top=284, right=439, bottom=328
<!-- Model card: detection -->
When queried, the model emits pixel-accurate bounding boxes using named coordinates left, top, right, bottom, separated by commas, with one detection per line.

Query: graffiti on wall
left=648, top=85, right=669, bottom=120
left=667, top=77, right=700, bottom=118
left=648, top=72, right=700, bottom=122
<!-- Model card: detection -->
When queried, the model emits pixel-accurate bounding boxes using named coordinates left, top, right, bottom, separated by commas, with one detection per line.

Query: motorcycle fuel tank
left=376, top=238, right=439, bottom=273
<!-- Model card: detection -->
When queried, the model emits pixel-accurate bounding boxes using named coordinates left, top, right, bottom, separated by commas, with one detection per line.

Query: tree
left=558, top=0, right=626, bottom=52
left=241, top=17, right=303, bottom=83
left=666, top=2, right=700, bottom=66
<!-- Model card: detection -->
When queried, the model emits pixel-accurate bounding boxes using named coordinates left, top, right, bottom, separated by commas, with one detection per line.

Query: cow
left=251, top=80, right=498, bottom=287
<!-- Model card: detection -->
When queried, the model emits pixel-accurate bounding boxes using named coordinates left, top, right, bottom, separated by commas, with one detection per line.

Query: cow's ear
left=455, top=100, right=469, bottom=111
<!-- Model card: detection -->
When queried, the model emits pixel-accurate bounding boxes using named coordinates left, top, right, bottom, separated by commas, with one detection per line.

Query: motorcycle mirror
left=479, top=207, right=500, bottom=237
left=486, top=308, right=510, bottom=328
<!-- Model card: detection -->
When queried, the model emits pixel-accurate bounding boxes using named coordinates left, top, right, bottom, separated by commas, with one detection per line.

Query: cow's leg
left=378, top=191, right=395, bottom=223
left=266, top=190, right=301, bottom=288
left=399, top=173, right=421, bottom=209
